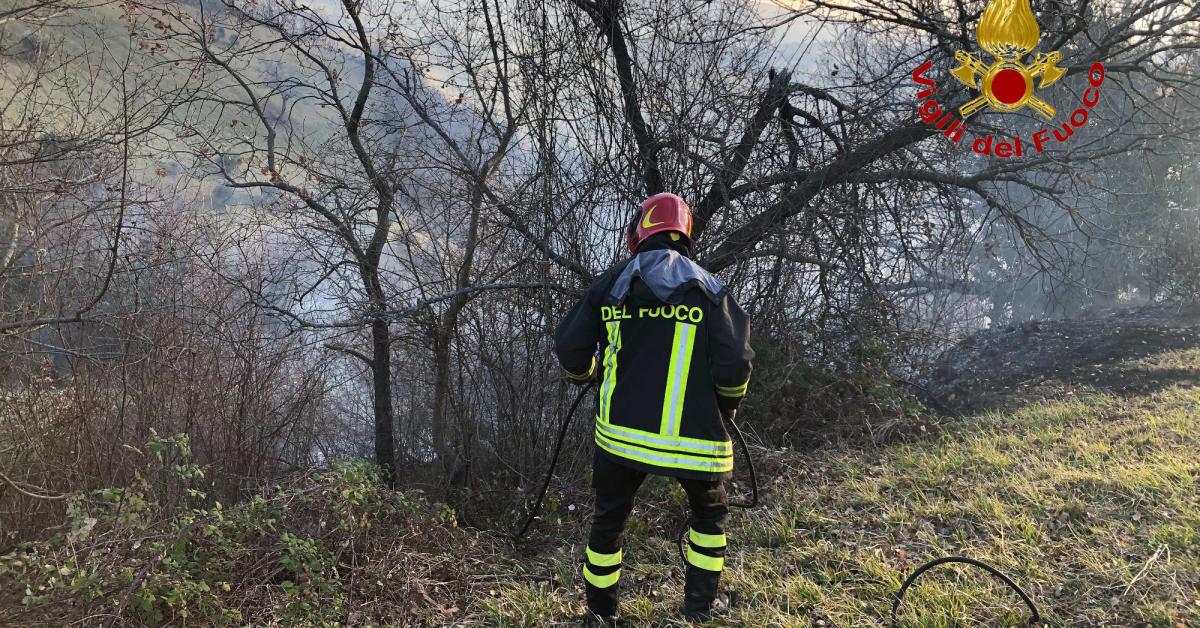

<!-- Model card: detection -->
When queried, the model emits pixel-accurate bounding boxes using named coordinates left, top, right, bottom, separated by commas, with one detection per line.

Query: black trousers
left=583, top=452, right=728, bottom=617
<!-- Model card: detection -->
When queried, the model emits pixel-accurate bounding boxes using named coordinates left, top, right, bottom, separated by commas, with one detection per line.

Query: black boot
left=585, top=579, right=620, bottom=622
left=584, top=609, right=617, bottom=627
left=682, top=565, right=720, bottom=621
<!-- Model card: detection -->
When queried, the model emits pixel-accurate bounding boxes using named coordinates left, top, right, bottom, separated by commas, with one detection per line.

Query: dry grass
left=469, top=348, right=1200, bottom=627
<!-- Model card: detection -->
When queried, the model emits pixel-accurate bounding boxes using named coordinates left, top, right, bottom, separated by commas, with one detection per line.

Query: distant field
left=0, top=2, right=346, bottom=205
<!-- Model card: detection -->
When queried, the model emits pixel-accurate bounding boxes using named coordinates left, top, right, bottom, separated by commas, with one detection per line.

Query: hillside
left=3, top=316, right=1199, bottom=626
left=929, top=305, right=1200, bottom=413
left=4, top=0, right=1200, bottom=624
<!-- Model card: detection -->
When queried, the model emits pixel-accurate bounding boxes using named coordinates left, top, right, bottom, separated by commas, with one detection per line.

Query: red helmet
left=627, top=192, right=693, bottom=254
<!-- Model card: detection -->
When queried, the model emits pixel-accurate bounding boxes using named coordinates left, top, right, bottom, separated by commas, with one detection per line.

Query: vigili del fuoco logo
left=912, top=0, right=1106, bottom=157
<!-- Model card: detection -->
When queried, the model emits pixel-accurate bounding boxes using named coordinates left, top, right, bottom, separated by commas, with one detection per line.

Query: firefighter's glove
left=568, top=372, right=597, bottom=387
left=564, top=359, right=599, bottom=386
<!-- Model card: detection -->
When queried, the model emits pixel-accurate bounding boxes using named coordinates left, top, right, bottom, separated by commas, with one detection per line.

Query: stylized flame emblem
left=950, top=0, right=1067, bottom=120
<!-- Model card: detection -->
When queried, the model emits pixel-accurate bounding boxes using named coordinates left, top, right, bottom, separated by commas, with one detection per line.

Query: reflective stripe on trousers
left=686, top=527, right=726, bottom=572
left=583, top=546, right=622, bottom=588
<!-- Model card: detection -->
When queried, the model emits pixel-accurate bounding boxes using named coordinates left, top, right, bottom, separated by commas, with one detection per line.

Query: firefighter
left=554, top=193, right=754, bottom=625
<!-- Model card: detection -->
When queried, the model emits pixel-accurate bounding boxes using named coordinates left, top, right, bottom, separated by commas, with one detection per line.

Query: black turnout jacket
left=554, top=237, right=754, bottom=481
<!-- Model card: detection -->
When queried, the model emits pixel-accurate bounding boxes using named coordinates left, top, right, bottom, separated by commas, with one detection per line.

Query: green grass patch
left=460, top=350, right=1200, bottom=626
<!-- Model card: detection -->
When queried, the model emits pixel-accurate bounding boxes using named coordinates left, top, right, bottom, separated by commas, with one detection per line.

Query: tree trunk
left=430, top=320, right=454, bottom=471
left=430, top=197, right=482, bottom=485
left=371, top=316, right=396, bottom=487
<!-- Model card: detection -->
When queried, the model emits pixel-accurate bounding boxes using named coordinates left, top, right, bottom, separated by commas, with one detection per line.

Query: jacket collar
left=635, top=233, right=692, bottom=258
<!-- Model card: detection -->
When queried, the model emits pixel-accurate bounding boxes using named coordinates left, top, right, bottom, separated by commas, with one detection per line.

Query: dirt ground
left=928, top=304, right=1200, bottom=413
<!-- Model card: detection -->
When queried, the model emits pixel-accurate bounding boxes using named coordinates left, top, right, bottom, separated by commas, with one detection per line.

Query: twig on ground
left=1122, top=544, right=1168, bottom=598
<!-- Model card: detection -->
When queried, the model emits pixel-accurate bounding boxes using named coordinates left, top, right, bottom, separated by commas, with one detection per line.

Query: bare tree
left=7, top=0, right=1196, bottom=510
left=151, top=0, right=425, bottom=483
left=0, top=0, right=177, bottom=335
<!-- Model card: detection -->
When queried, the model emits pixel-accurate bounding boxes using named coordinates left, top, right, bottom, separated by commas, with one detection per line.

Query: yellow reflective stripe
left=596, top=420, right=732, bottom=457
left=687, top=547, right=724, bottom=572
left=689, top=529, right=726, bottom=548
left=659, top=322, right=696, bottom=436
left=599, top=322, right=621, bottom=425
left=595, top=430, right=733, bottom=473
left=564, top=357, right=596, bottom=381
left=586, top=547, right=622, bottom=567
left=715, top=378, right=749, bottom=397
left=583, top=565, right=620, bottom=588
